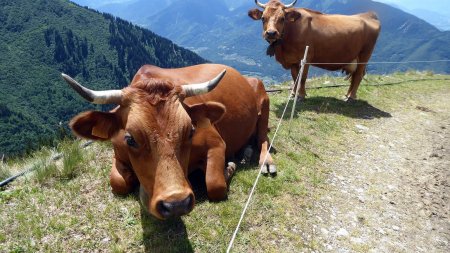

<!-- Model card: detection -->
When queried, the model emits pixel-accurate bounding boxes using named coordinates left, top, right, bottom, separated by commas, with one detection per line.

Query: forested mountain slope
left=0, top=0, right=205, bottom=156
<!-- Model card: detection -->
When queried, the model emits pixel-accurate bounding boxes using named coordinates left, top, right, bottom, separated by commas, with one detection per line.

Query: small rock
left=336, top=228, right=349, bottom=237
left=355, top=124, right=369, bottom=131
left=358, top=196, right=365, bottom=203
left=351, top=237, right=364, bottom=244
left=392, top=225, right=400, bottom=231
left=321, top=228, right=329, bottom=235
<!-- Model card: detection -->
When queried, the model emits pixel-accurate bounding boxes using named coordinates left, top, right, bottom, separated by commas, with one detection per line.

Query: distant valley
left=75, top=0, right=450, bottom=83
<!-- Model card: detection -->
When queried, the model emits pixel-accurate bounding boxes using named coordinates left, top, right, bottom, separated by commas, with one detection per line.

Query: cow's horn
left=61, top=73, right=122, bottom=104
left=284, top=0, right=298, bottom=8
left=255, top=0, right=267, bottom=9
left=182, top=69, right=227, bottom=97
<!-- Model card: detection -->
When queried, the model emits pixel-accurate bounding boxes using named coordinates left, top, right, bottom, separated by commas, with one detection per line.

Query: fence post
left=289, top=46, right=309, bottom=133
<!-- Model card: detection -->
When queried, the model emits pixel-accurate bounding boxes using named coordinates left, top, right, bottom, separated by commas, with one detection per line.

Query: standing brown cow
left=248, top=0, right=381, bottom=101
left=62, top=64, right=275, bottom=220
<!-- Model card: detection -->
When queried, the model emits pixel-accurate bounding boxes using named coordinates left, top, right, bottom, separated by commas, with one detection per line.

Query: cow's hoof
left=268, top=164, right=277, bottom=176
left=290, top=93, right=306, bottom=102
left=225, top=162, right=237, bottom=182
left=261, top=164, right=277, bottom=176
left=241, top=146, right=253, bottom=164
left=261, top=164, right=269, bottom=175
left=344, top=96, right=356, bottom=103
left=297, top=96, right=306, bottom=102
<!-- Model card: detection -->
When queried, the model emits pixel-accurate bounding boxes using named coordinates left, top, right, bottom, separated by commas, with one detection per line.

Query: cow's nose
left=156, top=194, right=194, bottom=218
left=266, top=30, right=277, bottom=38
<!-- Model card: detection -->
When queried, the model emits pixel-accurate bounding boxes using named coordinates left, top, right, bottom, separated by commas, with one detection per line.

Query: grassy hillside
left=0, top=0, right=205, bottom=157
left=1, top=72, right=449, bottom=252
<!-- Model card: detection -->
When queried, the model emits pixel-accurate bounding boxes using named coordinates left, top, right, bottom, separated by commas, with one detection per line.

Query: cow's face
left=248, top=0, right=301, bottom=44
left=63, top=70, right=226, bottom=220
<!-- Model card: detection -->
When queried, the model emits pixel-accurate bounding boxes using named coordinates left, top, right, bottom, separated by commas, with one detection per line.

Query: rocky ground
left=309, top=91, right=450, bottom=252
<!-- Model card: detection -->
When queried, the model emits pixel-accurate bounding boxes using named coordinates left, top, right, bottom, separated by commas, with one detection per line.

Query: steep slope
left=0, top=0, right=205, bottom=156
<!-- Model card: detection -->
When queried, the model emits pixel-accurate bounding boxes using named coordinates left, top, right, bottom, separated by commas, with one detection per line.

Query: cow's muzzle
left=264, top=30, right=280, bottom=43
left=156, top=194, right=194, bottom=219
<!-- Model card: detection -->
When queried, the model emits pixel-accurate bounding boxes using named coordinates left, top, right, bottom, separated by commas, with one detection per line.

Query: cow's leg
left=240, top=145, right=253, bottom=164
left=204, top=139, right=228, bottom=201
left=346, top=80, right=356, bottom=99
left=344, top=59, right=358, bottom=99
left=257, top=87, right=276, bottom=175
left=347, top=64, right=366, bottom=100
left=110, top=157, right=138, bottom=195
left=347, top=48, right=375, bottom=100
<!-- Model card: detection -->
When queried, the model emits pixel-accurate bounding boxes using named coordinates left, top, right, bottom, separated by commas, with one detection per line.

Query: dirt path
left=310, top=91, right=450, bottom=252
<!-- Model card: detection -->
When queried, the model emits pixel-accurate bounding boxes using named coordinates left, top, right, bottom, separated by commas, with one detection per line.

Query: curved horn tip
left=284, top=0, right=298, bottom=8
left=208, top=69, right=227, bottom=89
left=61, top=73, right=71, bottom=81
left=61, top=73, right=79, bottom=86
left=217, top=69, right=227, bottom=81
left=182, top=69, right=227, bottom=97
left=255, top=0, right=267, bottom=8
left=60, top=73, right=122, bottom=104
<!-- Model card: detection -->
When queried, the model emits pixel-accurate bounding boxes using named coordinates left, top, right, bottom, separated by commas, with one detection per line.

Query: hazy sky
left=374, top=0, right=449, bottom=15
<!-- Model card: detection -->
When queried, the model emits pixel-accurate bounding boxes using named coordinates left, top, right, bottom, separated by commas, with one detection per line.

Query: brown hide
left=249, top=0, right=381, bottom=99
left=68, top=64, right=273, bottom=219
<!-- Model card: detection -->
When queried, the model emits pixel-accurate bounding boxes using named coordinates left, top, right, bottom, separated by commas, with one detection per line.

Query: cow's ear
left=70, top=111, right=121, bottom=140
left=187, top=102, right=226, bottom=125
left=248, top=8, right=263, bottom=20
left=286, top=9, right=301, bottom=22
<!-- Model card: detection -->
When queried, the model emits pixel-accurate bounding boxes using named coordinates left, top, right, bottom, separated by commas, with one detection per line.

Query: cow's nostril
left=157, top=194, right=195, bottom=219
left=157, top=200, right=172, bottom=218
left=185, top=194, right=194, bottom=210
left=266, top=30, right=277, bottom=37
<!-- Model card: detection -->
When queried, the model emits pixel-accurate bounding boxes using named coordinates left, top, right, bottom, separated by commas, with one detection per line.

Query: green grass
left=0, top=73, right=449, bottom=252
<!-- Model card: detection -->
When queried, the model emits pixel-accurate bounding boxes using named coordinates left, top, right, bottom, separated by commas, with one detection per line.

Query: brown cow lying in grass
left=62, top=63, right=275, bottom=219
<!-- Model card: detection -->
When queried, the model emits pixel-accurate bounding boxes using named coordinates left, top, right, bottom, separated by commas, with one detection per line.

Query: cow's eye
left=189, top=126, right=196, bottom=139
left=125, top=133, right=138, bottom=148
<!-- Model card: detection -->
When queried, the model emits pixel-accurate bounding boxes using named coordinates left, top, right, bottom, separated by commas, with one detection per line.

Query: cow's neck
left=274, top=22, right=308, bottom=69
left=274, top=42, right=285, bottom=62
left=270, top=40, right=291, bottom=69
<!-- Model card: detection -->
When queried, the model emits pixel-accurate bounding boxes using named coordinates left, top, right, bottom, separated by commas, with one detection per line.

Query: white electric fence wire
left=290, top=46, right=309, bottom=133
left=306, top=59, right=450, bottom=65
left=226, top=79, right=295, bottom=253
left=227, top=46, right=310, bottom=252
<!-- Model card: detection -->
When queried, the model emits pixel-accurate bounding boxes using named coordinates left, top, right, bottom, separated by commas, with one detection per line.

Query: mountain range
left=0, top=0, right=205, bottom=156
left=78, top=0, right=450, bottom=83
